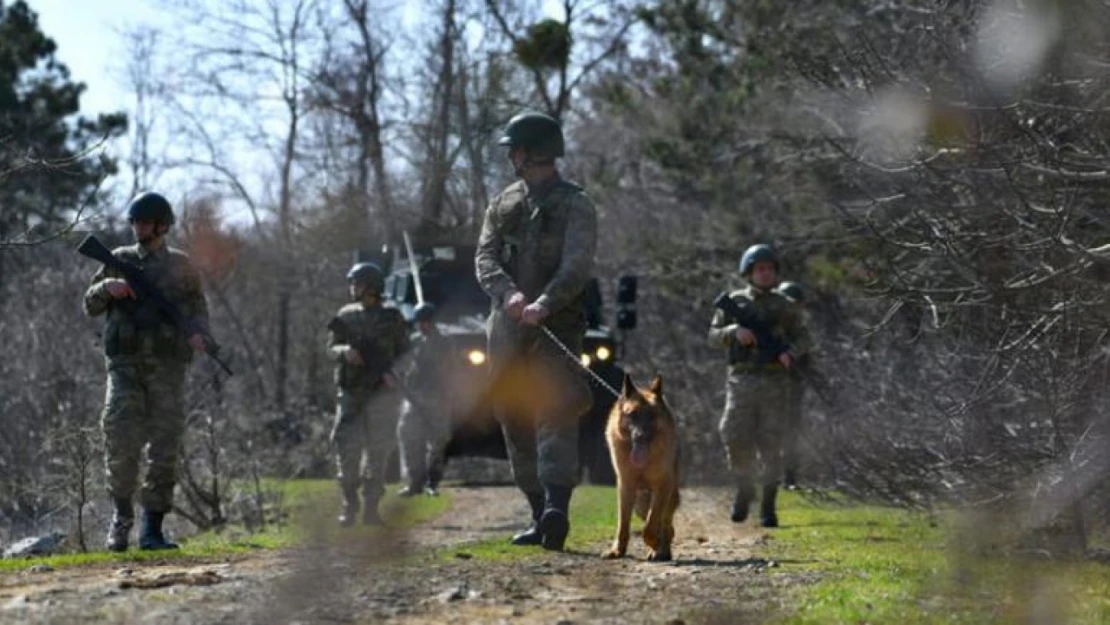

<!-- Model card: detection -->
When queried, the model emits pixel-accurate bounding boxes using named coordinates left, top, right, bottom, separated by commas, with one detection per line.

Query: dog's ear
left=649, top=374, right=663, bottom=396
left=621, top=372, right=635, bottom=397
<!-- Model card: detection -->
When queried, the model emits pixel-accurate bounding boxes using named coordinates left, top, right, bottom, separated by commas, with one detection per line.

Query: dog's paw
left=642, top=530, right=659, bottom=550
left=601, top=547, right=624, bottom=560
left=646, top=550, right=672, bottom=563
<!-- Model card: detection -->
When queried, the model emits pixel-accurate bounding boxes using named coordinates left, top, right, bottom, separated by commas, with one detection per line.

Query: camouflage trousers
left=100, top=358, right=187, bottom=513
left=397, top=398, right=452, bottom=487
left=331, top=386, right=402, bottom=495
left=718, top=370, right=793, bottom=488
left=488, top=311, right=593, bottom=493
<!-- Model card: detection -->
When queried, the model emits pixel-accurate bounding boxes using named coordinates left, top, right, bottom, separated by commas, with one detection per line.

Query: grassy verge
left=0, top=480, right=452, bottom=572
left=766, top=492, right=1110, bottom=625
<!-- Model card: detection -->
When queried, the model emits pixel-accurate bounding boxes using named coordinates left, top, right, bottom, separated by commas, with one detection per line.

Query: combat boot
left=397, top=483, right=422, bottom=498
left=138, top=510, right=179, bottom=551
left=539, top=484, right=573, bottom=552
left=337, top=483, right=360, bottom=527
left=731, top=480, right=756, bottom=523
left=426, top=466, right=444, bottom=496
left=760, top=484, right=779, bottom=528
left=361, top=481, right=384, bottom=526
left=509, top=491, right=545, bottom=546
left=105, top=497, right=133, bottom=553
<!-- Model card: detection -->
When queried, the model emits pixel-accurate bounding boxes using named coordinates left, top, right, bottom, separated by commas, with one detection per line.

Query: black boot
left=361, top=481, right=384, bottom=526
left=426, top=466, right=443, bottom=496
left=731, top=480, right=755, bottom=523
left=760, top=484, right=779, bottom=528
left=138, top=510, right=179, bottom=551
left=337, top=483, right=359, bottom=527
left=539, top=484, right=572, bottom=552
left=105, top=498, right=133, bottom=553
left=510, top=491, right=545, bottom=546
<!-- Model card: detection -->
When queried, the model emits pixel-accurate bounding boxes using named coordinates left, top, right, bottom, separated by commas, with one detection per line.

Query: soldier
left=777, top=280, right=808, bottom=490
left=708, top=244, right=810, bottom=528
left=83, top=192, right=209, bottom=552
left=397, top=302, right=454, bottom=497
left=326, top=262, right=409, bottom=526
left=476, top=111, right=597, bottom=551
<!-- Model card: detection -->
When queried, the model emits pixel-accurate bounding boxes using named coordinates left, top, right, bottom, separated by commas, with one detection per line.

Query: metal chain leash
left=539, top=326, right=621, bottom=399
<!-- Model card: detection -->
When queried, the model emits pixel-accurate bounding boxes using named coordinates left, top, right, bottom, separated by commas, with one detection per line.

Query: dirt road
left=0, top=487, right=814, bottom=625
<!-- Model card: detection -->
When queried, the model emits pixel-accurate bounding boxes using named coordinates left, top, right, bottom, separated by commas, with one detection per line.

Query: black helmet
left=739, top=244, right=779, bottom=276
left=413, top=302, right=436, bottom=322
left=126, top=192, right=174, bottom=226
left=498, top=112, right=564, bottom=158
left=778, top=281, right=804, bottom=302
left=346, top=262, right=384, bottom=293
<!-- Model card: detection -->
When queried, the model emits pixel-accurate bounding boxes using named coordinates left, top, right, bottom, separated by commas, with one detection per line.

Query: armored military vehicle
left=379, top=237, right=637, bottom=484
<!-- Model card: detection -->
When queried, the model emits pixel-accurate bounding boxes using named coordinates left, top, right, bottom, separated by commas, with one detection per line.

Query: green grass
left=0, top=480, right=452, bottom=573
left=766, top=492, right=1110, bottom=625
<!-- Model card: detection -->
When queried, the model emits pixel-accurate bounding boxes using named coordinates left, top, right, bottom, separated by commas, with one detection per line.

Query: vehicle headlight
left=467, top=349, right=487, bottom=366
left=596, top=346, right=612, bottom=361
left=580, top=354, right=592, bottom=367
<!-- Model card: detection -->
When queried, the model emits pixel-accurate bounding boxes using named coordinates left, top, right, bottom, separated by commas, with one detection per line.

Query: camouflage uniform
left=708, top=285, right=809, bottom=519
left=83, top=243, right=207, bottom=515
left=327, top=302, right=409, bottom=522
left=476, top=177, right=596, bottom=507
left=397, top=325, right=454, bottom=492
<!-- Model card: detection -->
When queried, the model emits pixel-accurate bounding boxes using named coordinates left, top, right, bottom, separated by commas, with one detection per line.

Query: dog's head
left=618, top=373, right=666, bottom=469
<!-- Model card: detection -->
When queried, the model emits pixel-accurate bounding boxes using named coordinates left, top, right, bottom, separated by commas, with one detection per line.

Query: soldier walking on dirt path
left=708, top=244, right=811, bottom=528
left=476, top=111, right=598, bottom=552
left=397, top=302, right=454, bottom=497
left=83, top=192, right=211, bottom=552
left=326, top=262, right=410, bottom=526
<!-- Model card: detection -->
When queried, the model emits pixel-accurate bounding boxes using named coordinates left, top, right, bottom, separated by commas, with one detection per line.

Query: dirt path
left=0, top=487, right=815, bottom=625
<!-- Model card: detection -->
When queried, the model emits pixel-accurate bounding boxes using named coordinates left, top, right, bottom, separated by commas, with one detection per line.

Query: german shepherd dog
left=601, top=373, right=681, bottom=561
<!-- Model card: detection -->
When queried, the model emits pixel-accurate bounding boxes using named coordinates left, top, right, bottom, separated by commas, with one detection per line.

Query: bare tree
left=165, top=0, right=320, bottom=409
left=311, top=0, right=399, bottom=247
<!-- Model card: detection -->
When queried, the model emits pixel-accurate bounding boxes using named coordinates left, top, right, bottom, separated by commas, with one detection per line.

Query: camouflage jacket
left=327, top=302, right=409, bottom=390
left=708, top=285, right=811, bottom=371
left=475, top=177, right=597, bottom=331
left=83, top=243, right=208, bottom=364
left=402, top=328, right=453, bottom=397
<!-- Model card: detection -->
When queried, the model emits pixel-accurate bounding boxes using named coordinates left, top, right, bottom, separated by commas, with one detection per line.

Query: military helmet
left=126, top=192, right=175, bottom=226
left=778, top=281, right=804, bottom=302
left=498, top=112, right=564, bottom=158
left=413, top=302, right=436, bottom=322
left=739, top=244, right=779, bottom=276
left=346, top=262, right=384, bottom=293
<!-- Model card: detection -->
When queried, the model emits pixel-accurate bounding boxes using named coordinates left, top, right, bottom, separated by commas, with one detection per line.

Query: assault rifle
left=713, top=291, right=831, bottom=403
left=713, top=291, right=790, bottom=365
left=327, top=316, right=394, bottom=388
left=77, top=234, right=233, bottom=376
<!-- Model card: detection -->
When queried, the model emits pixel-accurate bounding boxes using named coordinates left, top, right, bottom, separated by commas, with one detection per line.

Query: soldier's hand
left=187, top=334, right=208, bottom=353
left=344, top=347, right=364, bottom=366
left=521, top=302, right=549, bottom=326
left=104, top=279, right=136, bottom=300
left=778, top=352, right=793, bottom=368
left=504, top=291, right=527, bottom=320
left=735, top=327, right=757, bottom=347
left=381, top=372, right=397, bottom=388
